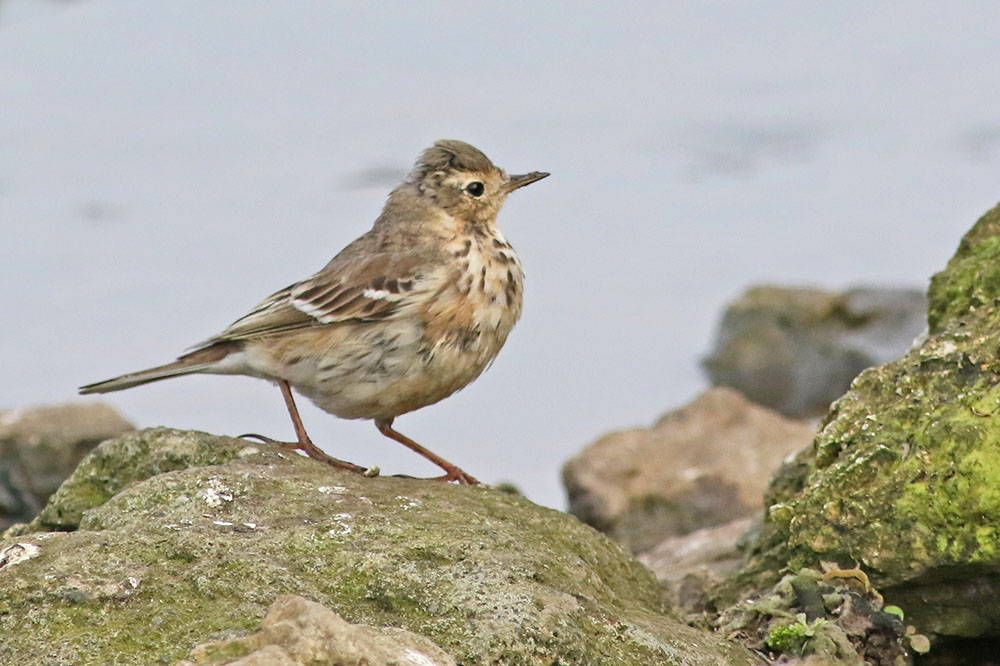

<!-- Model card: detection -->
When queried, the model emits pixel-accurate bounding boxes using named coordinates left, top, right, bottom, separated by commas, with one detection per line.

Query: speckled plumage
left=80, top=140, right=548, bottom=484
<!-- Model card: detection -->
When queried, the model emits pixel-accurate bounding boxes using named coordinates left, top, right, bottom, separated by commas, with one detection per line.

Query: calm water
left=3, top=1, right=999, bottom=507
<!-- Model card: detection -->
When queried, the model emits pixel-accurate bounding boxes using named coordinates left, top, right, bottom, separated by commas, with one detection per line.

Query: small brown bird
left=80, top=140, right=548, bottom=485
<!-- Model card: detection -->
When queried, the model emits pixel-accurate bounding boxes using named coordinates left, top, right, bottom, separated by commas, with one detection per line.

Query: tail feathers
left=79, top=342, right=239, bottom=395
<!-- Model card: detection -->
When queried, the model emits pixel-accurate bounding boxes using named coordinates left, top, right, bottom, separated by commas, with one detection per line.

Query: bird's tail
left=79, top=342, right=239, bottom=394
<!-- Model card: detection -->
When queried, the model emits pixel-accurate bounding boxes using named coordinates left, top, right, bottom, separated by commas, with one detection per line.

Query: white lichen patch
left=96, top=576, right=141, bottom=600
left=395, top=496, right=422, bottom=509
left=318, top=485, right=349, bottom=495
left=197, top=478, right=236, bottom=507
left=327, top=513, right=353, bottom=536
left=164, top=518, right=194, bottom=530
left=0, top=543, right=40, bottom=569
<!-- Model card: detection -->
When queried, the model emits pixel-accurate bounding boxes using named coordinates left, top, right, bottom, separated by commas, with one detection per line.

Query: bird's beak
left=502, top=171, right=550, bottom=193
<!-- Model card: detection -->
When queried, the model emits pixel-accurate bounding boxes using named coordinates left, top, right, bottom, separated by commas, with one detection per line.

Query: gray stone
left=563, top=387, right=814, bottom=553
left=703, top=285, right=927, bottom=418
left=639, top=517, right=754, bottom=612
left=0, top=402, right=133, bottom=530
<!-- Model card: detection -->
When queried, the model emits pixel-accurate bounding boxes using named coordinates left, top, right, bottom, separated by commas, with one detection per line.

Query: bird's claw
left=238, top=432, right=278, bottom=444
left=391, top=469, right=479, bottom=485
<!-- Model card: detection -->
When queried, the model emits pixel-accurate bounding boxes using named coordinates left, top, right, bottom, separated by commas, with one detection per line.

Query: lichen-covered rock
left=563, top=387, right=814, bottom=553
left=723, top=202, right=1000, bottom=642
left=179, top=594, right=457, bottom=666
left=26, top=426, right=252, bottom=532
left=0, top=402, right=134, bottom=531
left=703, top=285, right=926, bottom=418
left=0, top=428, right=760, bottom=666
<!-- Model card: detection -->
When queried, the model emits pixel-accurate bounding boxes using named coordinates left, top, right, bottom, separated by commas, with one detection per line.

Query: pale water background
left=2, top=1, right=998, bottom=508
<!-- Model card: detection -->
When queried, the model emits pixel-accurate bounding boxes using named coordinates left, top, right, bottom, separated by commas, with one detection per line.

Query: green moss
left=766, top=615, right=828, bottom=654
left=928, top=201, right=1000, bottom=333
left=29, top=428, right=266, bottom=531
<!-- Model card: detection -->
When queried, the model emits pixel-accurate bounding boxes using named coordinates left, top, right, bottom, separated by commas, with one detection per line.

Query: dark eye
left=465, top=181, right=485, bottom=197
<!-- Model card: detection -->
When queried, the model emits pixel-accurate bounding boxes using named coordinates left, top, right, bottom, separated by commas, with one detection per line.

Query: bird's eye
left=465, top=181, right=485, bottom=197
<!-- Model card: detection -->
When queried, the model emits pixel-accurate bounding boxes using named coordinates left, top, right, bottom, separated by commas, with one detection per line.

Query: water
left=2, top=1, right=998, bottom=508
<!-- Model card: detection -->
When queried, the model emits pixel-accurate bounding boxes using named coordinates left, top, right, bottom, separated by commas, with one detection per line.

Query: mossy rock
left=721, top=202, right=1000, bottom=641
left=26, top=427, right=250, bottom=532
left=0, top=428, right=759, bottom=665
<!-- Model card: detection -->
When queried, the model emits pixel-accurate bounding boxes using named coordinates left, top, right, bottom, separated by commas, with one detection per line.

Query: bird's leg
left=374, top=418, right=479, bottom=485
left=271, top=379, right=369, bottom=475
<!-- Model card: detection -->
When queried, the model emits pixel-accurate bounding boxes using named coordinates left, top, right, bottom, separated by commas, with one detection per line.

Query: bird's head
left=407, top=139, right=548, bottom=225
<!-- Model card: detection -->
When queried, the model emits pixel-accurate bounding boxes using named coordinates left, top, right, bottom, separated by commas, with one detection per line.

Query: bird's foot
left=424, top=466, right=479, bottom=485
left=239, top=432, right=284, bottom=445
left=372, top=419, right=479, bottom=485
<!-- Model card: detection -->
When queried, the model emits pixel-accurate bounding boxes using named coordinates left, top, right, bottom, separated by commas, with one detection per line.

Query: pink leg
left=276, top=380, right=368, bottom=474
left=374, top=418, right=479, bottom=485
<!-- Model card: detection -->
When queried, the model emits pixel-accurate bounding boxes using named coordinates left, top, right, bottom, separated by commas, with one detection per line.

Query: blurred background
left=2, top=1, right=998, bottom=508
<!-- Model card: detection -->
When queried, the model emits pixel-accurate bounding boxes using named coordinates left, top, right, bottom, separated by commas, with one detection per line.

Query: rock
left=27, top=426, right=256, bottom=532
left=716, top=564, right=919, bottom=665
left=702, top=285, right=927, bottom=418
left=716, top=202, right=1000, bottom=645
left=563, top=387, right=815, bottom=553
left=639, top=517, right=755, bottom=612
left=179, top=594, right=457, bottom=666
left=0, top=427, right=760, bottom=666
left=0, top=402, right=133, bottom=531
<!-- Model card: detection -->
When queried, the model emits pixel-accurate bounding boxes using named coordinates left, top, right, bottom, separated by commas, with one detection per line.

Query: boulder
left=703, top=285, right=927, bottom=418
left=717, top=202, right=1000, bottom=651
left=0, top=402, right=133, bottom=530
left=0, top=427, right=760, bottom=666
left=563, top=387, right=815, bottom=553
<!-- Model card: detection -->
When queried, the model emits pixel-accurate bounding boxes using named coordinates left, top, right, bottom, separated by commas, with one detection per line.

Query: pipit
left=80, top=140, right=548, bottom=485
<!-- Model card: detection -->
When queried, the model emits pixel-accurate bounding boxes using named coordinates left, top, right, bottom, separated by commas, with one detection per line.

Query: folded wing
left=204, top=250, right=433, bottom=344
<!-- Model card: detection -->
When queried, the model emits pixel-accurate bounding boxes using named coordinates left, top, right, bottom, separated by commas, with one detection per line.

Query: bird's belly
left=245, top=314, right=512, bottom=421
left=244, top=230, right=524, bottom=422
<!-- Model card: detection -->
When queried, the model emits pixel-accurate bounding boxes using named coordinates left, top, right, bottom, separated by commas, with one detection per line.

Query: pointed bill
left=502, top=171, right=550, bottom=193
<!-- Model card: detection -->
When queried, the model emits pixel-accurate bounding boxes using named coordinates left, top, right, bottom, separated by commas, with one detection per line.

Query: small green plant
left=766, top=613, right=829, bottom=655
left=883, top=605, right=904, bottom=619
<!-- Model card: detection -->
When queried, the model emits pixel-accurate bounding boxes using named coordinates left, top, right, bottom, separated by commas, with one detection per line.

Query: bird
left=80, top=140, right=548, bottom=485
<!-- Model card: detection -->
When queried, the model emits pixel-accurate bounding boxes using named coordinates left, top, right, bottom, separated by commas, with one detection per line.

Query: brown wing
left=205, top=250, right=433, bottom=343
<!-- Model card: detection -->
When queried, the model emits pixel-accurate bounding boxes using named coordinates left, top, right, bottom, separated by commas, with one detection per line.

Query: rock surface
left=639, top=517, right=754, bottom=613
left=179, top=594, right=457, bottom=666
left=718, top=202, right=1000, bottom=645
left=563, top=387, right=815, bottom=553
left=703, top=285, right=927, bottom=418
left=0, top=427, right=760, bottom=666
left=0, top=402, right=133, bottom=531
